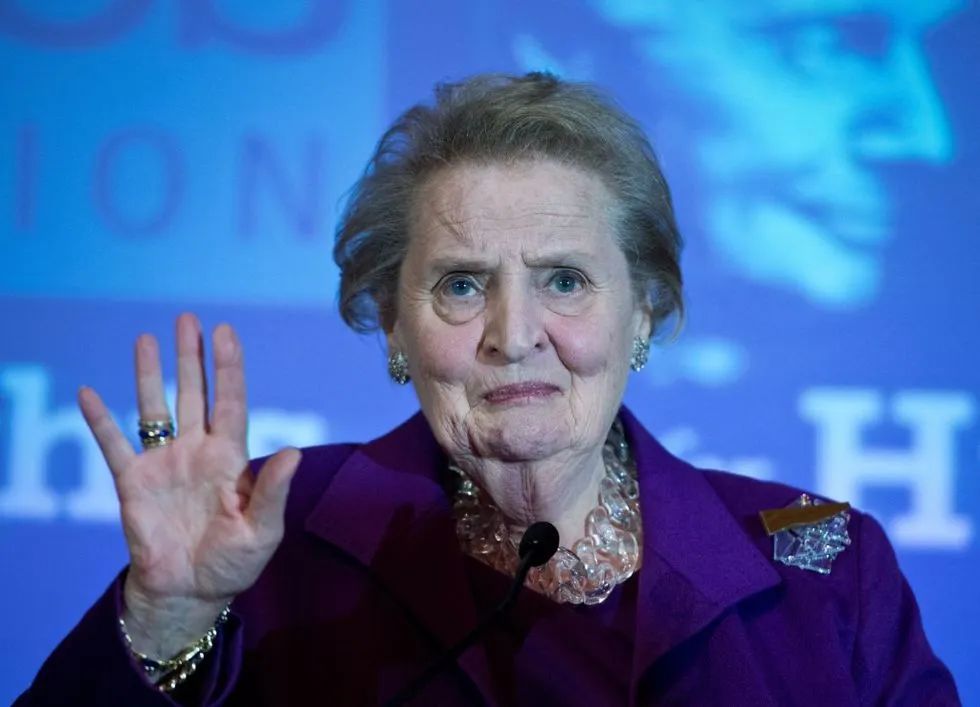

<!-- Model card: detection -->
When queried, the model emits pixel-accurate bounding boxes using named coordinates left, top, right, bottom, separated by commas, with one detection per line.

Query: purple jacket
left=17, top=409, right=959, bottom=705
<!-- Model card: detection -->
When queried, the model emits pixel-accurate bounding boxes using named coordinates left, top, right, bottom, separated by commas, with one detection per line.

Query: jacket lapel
left=619, top=409, right=783, bottom=700
left=302, top=413, right=498, bottom=705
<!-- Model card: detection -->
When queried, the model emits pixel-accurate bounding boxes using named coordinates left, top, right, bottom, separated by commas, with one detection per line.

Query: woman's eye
left=548, top=270, right=585, bottom=294
left=442, top=276, right=479, bottom=298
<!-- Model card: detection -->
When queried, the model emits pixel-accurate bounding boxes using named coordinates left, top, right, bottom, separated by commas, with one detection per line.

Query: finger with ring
left=139, top=418, right=176, bottom=449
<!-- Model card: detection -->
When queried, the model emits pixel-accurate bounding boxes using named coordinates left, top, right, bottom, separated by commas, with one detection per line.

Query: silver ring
left=139, top=418, right=175, bottom=449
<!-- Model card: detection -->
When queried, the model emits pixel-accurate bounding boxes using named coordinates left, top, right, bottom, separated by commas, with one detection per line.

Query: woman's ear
left=632, top=294, right=654, bottom=342
left=386, top=329, right=401, bottom=354
left=377, top=295, right=400, bottom=349
left=384, top=315, right=404, bottom=355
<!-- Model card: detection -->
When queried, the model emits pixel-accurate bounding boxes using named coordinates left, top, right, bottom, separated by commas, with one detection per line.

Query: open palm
left=78, top=313, right=299, bottom=651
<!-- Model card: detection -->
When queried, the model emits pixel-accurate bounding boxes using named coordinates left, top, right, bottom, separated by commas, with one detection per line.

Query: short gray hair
left=334, top=72, right=683, bottom=336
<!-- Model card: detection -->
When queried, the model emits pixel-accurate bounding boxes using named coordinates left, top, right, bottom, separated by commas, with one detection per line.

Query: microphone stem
left=384, top=553, right=536, bottom=707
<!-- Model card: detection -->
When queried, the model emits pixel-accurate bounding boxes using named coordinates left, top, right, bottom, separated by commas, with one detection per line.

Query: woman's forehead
left=410, top=160, right=616, bottom=247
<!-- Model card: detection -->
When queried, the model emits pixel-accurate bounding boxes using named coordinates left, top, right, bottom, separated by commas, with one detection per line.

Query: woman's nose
left=480, top=284, right=548, bottom=363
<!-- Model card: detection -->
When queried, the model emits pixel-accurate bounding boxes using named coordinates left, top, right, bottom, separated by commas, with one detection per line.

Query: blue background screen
left=1, top=1, right=978, bottom=701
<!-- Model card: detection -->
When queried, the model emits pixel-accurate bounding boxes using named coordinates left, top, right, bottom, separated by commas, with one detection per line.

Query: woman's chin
left=470, top=407, right=569, bottom=461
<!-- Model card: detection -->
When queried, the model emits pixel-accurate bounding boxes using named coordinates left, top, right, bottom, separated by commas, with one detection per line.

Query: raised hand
left=78, top=313, right=301, bottom=658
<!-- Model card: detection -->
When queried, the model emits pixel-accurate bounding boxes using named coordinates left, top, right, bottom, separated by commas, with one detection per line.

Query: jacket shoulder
left=700, top=467, right=834, bottom=516
left=697, top=468, right=957, bottom=701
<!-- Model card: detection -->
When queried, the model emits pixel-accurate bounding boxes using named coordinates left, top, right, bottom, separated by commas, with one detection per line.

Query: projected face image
left=593, top=0, right=962, bottom=307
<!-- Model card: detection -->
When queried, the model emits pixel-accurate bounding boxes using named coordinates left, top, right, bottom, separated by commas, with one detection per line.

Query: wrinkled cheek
left=551, top=321, right=622, bottom=377
left=411, top=324, right=477, bottom=383
left=403, top=320, right=480, bottom=434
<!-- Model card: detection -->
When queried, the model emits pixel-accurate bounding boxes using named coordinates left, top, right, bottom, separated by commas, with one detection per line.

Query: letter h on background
left=800, top=388, right=975, bottom=550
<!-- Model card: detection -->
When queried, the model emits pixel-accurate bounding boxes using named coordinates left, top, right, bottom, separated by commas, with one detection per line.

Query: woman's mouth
left=484, top=382, right=561, bottom=404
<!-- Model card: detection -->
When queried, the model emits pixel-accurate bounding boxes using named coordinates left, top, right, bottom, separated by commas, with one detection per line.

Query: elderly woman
left=17, top=74, right=957, bottom=705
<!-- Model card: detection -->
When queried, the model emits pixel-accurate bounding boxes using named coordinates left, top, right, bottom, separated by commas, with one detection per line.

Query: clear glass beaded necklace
left=451, top=418, right=641, bottom=605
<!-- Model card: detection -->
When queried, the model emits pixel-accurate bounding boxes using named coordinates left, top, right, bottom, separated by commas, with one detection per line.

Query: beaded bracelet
left=119, top=604, right=231, bottom=693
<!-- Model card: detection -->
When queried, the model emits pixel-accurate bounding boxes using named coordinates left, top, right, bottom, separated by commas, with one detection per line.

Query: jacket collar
left=303, top=409, right=781, bottom=702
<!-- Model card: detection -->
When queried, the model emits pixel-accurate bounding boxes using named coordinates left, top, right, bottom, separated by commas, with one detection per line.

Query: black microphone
left=384, top=522, right=559, bottom=706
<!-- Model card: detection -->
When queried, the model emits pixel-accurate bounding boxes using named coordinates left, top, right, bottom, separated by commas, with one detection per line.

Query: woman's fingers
left=78, top=386, right=135, bottom=476
left=135, top=333, right=172, bottom=424
left=211, top=324, right=247, bottom=447
left=246, top=448, right=301, bottom=536
left=175, top=313, right=208, bottom=433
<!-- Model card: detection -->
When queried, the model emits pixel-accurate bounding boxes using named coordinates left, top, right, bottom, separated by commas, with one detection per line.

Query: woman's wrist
left=120, top=601, right=231, bottom=691
left=121, top=581, right=232, bottom=662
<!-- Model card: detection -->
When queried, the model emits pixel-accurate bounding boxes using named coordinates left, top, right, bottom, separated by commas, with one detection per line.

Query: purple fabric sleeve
left=852, top=513, right=961, bottom=706
left=13, top=569, right=244, bottom=707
